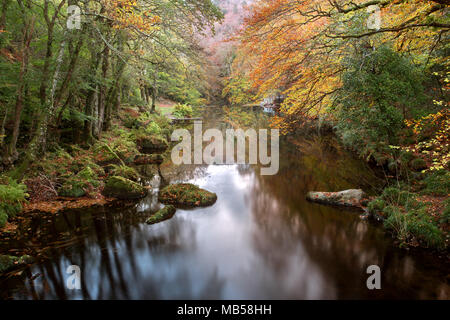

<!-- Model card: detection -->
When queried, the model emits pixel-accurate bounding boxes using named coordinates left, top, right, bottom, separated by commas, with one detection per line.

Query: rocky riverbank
left=0, top=106, right=172, bottom=232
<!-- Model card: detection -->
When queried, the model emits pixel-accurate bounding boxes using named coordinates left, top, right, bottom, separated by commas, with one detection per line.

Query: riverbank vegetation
left=0, top=0, right=223, bottom=229
left=225, top=0, right=449, bottom=250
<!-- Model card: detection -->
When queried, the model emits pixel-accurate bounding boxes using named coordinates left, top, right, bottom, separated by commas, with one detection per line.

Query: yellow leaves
left=402, top=108, right=450, bottom=172
left=100, top=0, right=160, bottom=33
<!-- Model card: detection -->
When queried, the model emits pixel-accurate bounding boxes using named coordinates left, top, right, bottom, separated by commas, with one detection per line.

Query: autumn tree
left=233, top=0, right=449, bottom=132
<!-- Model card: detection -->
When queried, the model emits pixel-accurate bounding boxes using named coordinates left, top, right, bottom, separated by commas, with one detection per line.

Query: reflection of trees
left=247, top=137, right=450, bottom=299
left=1, top=112, right=448, bottom=299
left=1, top=195, right=227, bottom=299
left=281, top=134, right=384, bottom=194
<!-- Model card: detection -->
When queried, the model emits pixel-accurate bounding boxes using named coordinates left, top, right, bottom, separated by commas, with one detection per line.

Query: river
left=0, top=107, right=448, bottom=299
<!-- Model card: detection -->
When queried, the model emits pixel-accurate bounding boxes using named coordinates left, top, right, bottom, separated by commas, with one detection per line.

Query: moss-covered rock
left=92, top=135, right=139, bottom=166
left=306, top=189, right=366, bottom=208
left=136, top=135, right=168, bottom=154
left=159, top=183, right=217, bottom=207
left=146, top=205, right=176, bottom=225
left=110, top=165, right=140, bottom=181
left=0, top=255, right=34, bottom=274
left=103, top=176, right=148, bottom=199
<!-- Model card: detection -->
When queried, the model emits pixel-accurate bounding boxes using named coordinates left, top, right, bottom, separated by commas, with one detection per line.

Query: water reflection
left=0, top=109, right=448, bottom=300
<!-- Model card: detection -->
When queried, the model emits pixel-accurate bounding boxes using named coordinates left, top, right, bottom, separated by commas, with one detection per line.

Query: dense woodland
left=0, top=0, right=449, bottom=251
left=0, top=0, right=222, bottom=170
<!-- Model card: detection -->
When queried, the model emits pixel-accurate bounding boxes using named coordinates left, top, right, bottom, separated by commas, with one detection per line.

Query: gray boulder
left=306, top=189, right=366, bottom=208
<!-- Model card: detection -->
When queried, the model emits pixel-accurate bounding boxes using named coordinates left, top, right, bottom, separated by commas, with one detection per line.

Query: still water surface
left=0, top=108, right=448, bottom=299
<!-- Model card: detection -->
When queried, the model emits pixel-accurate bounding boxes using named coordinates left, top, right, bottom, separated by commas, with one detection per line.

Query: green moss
left=134, top=134, right=168, bottom=154
left=146, top=205, right=176, bottom=225
left=0, top=255, right=33, bottom=273
left=143, top=121, right=162, bottom=135
left=110, top=165, right=140, bottom=181
left=172, top=103, right=193, bottom=118
left=92, top=133, right=139, bottom=166
left=159, top=183, right=217, bottom=207
left=103, top=176, right=147, bottom=200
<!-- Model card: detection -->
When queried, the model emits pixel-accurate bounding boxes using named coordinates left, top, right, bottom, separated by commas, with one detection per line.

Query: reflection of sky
left=18, top=165, right=334, bottom=299
left=9, top=164, right=449, bottom=300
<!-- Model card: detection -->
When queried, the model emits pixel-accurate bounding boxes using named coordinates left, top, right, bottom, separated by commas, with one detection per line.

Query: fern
left=0, top=177, right=28, bottom=228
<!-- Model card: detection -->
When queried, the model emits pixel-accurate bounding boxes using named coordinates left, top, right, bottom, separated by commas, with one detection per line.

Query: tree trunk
left=96, top=45, right=110, bottom=138
left=151, top=75, right=157, bottom=113
left=36, top=30, right=68, bottom=151
left=38, top=0, right=67, bottom=107
left=140, top=86, right=146, bottom=104
left=6, top=16, right=35, bottom=161
left=83, top=49, right=102, bottom=142
left=0, top=105, right=8, bottom=148
left=104, top=58, right=126, bottom=131
left=53, top=32, right=84, bottom=120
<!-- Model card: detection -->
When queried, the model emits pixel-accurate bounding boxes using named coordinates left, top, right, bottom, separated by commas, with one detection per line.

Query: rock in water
left=306, top=189, right=366, bottom=208
left=146, top=205, right=176, bottom=225
left=103, top=176, right=148, bottom=200
left=159, top=183, right=217, bottom=207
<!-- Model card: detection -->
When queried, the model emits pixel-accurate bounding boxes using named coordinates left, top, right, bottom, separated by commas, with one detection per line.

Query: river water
left=0, top=107, right=448, bottom=299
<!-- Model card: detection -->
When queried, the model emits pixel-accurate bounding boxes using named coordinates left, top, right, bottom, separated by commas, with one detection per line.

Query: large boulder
left=0, top=255, right=34, bottom=274
left=103, top=176, right=148, bottom=200
left=137, top=136, right=168, bottom=154
left=146, top=205, right=176, bottom=225
left=159, top=183, right=217, bottom=207
left=306, top=189, right=367, bottom=208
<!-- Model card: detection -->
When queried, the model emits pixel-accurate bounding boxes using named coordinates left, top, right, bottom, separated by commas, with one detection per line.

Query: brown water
left=0, top=107, right=449, bottom=299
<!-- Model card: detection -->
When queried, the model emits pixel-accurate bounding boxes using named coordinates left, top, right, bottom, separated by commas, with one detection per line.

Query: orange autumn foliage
left=234, top=0, right=449, bottom=133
